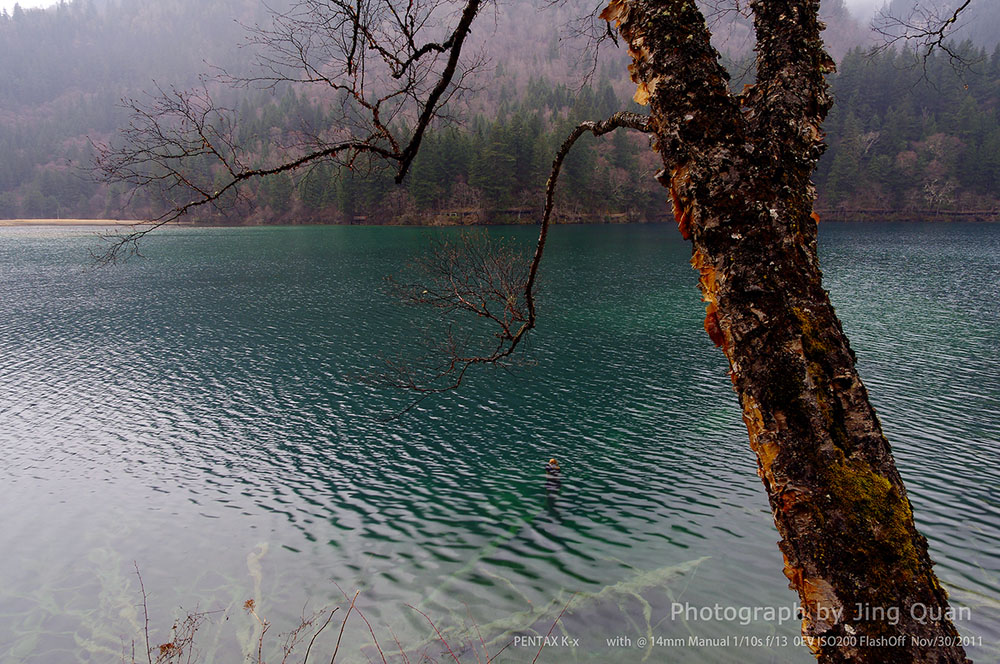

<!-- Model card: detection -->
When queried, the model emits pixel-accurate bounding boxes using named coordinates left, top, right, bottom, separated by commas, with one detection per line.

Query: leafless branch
left=380, top=230, right=535, bottom=393
left=330, top=589, right=360, bottom=664
left=405, top=604, right=462, bottom=664
left=302, top=608, right=339, bottom=664
left=533, top=110, right=651, bottom=319
left=395, top=0, right=484, bottom=181
left=699, top=0, right=752, bottom=22
left=530, top=593, right=575, bottom=664
left=126, top=563, right=219, bottom=664
left=96, top=1, right=652, bottom=411
left=560, top=1, right=621, bottom=87
left=242, top=599, right=271, bottom=664
left=93, top=0, right=486, bottom=262
left=388, top=628, right=412, bottom=664
left=135, top=562, right=153, bottom=664
left=872, top=0, right=976, bottom=63
left=375, top=110, right=650, bottom=398
left=330, top=582, right=387, bottom=664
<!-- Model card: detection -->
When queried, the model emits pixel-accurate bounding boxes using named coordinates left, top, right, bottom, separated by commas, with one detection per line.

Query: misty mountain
left=1, top=0, right=998, bottom=222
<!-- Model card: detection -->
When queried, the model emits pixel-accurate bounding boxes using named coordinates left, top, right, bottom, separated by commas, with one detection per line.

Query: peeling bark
left=605, top=0, right=971, bottom=661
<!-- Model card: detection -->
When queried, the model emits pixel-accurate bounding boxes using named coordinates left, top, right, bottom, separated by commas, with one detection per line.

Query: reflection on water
left=0, top=223, right=997, bottom=663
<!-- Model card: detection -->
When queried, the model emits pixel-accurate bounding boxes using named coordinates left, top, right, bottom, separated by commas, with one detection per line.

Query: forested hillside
left=1, top=0, right=998, bottom=223
left=815, top=42, right=1000, bottom=217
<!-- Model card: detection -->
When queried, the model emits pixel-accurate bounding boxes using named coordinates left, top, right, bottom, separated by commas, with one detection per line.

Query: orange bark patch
left=778, top=487, right=804, bottom=512
left=696, top=261, right=716, bottom=295
left=782, top=555, right=804, bottom=588
left=633, top=81, right=652, bottom=105
left=674, top=203, right=692, bottom=240
left=801, top=577, right=843, bottom=632
left=781, top=562, right=843, bottom=651
left=670, top=167, right=692, bottom=240
left=741, top=394, right=780, bottom=485
left=741, top=394, right=765, bottom=444
left=598, top=0, right=625, bottom=24
left=758, top=442, right=782, bottom=481
left=690, top=249, right=726, bottom=350
left=626, top=62, right=641, bottom=86
left=703, top=302, right=724, bottom=347
left=688, top=249, right=712, bottom=289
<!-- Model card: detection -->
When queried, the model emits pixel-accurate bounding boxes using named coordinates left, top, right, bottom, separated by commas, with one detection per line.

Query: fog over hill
left=1, top=0, right=998, bottom=222
left=881, top=0, right=1000, bottom=49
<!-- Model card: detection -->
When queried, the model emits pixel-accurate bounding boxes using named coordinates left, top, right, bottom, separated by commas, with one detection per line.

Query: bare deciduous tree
left=94, top=0, right=486, bottom=262
left=97, top=0, right=978, bottom=661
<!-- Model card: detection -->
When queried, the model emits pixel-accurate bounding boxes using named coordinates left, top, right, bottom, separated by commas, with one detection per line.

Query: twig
left=330, top=590, right=360, bottom=664
left=873, top=0, right=976, bottom=63
left=466, top=603, right=487, bottom=664
left=133, top=562, right=153, bottom=664
left=531, top=593, right=576, bottom=664
left=303, top=608, right=339, bottom=664
left=333, top=582, right=387, bottom=664
left=388, top=628, right=411, bottom=664
left=243, top=599, right=270, bottom=664
left=406, top=604, right=461, bottom=664
left=485, top=639, right=513, bottom=664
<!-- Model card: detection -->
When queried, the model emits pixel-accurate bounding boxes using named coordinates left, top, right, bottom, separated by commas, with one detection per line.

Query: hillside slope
left=1, top=0, right=997, bottom=222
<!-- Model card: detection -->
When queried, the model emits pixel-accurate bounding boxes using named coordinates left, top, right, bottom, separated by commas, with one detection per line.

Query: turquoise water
left=0, top=223, right=997, bottom=663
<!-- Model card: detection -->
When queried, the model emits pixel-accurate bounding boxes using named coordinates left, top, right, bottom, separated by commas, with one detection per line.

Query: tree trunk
left=604, top=0, right=971, bottom=661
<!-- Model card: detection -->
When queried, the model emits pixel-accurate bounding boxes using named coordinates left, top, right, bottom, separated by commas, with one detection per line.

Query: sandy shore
left=0, top=218, right=144, bottom=226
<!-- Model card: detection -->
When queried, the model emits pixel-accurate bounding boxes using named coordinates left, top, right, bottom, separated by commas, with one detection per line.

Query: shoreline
left=2, top=213, right=997, bottom=228
left=0, top=218, right=143, bottom=227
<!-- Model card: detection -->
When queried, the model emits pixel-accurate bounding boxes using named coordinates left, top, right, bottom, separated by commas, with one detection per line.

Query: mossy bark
left=604, top=0, right=970, bottom=661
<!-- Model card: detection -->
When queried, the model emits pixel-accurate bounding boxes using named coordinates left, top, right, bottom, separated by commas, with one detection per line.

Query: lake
left=1, top=223, right=997, bottom=663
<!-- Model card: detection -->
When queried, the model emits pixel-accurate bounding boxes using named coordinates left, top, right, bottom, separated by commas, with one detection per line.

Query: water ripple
left=0, top=223, right=996, bottom=662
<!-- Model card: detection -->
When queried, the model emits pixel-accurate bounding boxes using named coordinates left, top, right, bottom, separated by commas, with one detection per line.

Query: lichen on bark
left=607, top=0, right=971, bottom=661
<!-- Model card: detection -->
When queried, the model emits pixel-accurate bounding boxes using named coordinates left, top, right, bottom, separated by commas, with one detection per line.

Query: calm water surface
left=0, top=223, right=997, bottom=663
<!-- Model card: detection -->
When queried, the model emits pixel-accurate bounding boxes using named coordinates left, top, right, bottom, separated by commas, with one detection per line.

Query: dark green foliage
left=0, top=0, right=655, bottom=222
left=2, top=0, right=999, bottom=222
left=815, top=42, right=1000, bottom=213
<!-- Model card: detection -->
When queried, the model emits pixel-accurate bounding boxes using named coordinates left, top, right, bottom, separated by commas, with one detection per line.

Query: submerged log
left=400, top=556, right=709, bottom=662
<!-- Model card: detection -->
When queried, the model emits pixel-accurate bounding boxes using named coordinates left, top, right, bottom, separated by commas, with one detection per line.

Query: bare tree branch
left=532, top=110, right=651, bottom=320
left=93, top=0, right=487, bottom=263
left=873, top=0, right=976, bottom=62
left=379, top=230, right=534, bottom=393
left=559, top=0, right=622, bottom=88
left=375, top=110, right=651, bottom=397
left=395, top=0, right=483, bottom=181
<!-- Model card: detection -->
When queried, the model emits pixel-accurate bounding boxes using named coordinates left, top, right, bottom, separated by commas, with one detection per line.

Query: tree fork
left=603, top=0, right=970, bottom=660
